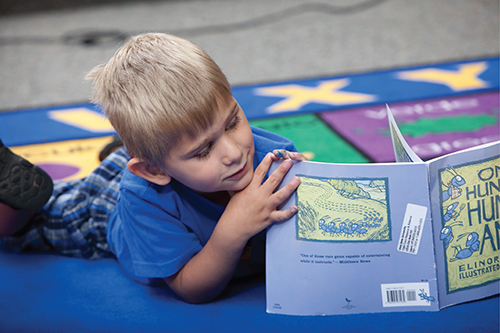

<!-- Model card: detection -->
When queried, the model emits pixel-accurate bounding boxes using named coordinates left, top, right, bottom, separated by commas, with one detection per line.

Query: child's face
left=162, top=97, right=255, bottom=195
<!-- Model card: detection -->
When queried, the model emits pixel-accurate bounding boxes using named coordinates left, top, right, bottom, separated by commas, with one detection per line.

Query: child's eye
left=195, top=143, right=213, bottom=159
left=226, top=115, right=240, bottom=130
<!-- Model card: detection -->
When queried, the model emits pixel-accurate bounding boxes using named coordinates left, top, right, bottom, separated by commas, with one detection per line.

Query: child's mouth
left=227, top=162, right=248, bottom=180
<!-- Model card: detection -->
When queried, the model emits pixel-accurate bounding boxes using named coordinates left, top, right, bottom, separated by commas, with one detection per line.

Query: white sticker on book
left=397, top=203, right=427, bottom=255
left=381, top=282, right=434, bottom=307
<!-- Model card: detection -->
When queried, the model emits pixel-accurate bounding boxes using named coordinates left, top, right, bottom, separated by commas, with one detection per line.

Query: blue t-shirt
left=107, top=127, right=298, bottom=283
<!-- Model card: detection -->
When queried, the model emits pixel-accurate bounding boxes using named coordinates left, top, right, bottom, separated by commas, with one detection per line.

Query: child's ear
left=127, top=157, right=171, bottom=186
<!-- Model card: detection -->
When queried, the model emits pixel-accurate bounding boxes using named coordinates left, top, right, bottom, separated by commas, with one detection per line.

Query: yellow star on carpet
left=49, top=108, right=114, bottom=132
left=254, top=78, right=376, bottom=113
left=397, top=62, right=489, bottom=91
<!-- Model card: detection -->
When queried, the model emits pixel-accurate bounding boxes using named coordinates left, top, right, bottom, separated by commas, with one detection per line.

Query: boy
left=0, top=33, right=306, bottom=303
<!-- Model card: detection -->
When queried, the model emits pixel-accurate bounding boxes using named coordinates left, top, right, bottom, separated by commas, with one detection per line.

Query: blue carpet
left=0, top=251, right=498, bottom=333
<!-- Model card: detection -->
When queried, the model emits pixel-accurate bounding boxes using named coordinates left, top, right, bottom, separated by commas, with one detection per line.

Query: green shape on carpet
left=250, top=114, right=368, bottom=163
left=399, top=114, right=498, bottom=137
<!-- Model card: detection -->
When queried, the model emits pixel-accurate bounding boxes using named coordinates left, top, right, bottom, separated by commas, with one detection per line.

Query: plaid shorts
left=0, top=147, right=130, bottom=259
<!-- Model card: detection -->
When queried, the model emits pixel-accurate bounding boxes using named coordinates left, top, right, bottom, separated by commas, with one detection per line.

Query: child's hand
left=221, top=152, right=300, bottom=245
left=273, top=149, right=310, bottom=161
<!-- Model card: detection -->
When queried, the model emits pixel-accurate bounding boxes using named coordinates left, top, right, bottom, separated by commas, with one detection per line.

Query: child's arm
left=164, top=153, right=300, bottom=303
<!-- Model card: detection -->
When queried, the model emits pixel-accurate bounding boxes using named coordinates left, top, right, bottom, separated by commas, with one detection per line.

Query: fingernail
left=291, top=176, right=300, bottom=186
left=275, top=150, right=284, bottom=157
left=290, top=206, right=298, bottom=214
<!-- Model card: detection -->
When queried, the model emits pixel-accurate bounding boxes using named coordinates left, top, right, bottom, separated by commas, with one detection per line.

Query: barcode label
left=381, top=282, right=434, bottom=307
left=385, top=289, right=416, bottom=303
left=397, top=203, right=428, bottom=255
left=406, top=289, right=417, bottom=301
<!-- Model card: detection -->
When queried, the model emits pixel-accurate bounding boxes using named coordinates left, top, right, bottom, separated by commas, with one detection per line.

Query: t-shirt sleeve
left=251, top=126, right=299, bottom=162
left=116, top=184, right=203, bottom=278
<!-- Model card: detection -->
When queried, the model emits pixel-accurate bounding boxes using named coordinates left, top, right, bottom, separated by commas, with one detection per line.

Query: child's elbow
left=182, top=294, right=215, bottom=304
left=163, top=276, right=218, bottom=304
left=173, top=289, right=219, bottom=304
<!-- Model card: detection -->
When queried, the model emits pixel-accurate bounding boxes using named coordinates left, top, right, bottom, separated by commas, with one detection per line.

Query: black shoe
left=0, top=140, right=53, bottom=210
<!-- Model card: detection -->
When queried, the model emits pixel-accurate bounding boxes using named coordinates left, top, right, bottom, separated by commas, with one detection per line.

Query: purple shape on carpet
left=320, top=92, right=499, bottom=162
left=38, top=163, right=80, bottom=180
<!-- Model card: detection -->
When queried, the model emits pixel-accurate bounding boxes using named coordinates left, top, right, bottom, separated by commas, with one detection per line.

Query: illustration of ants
left=443, top=202, right=465, bottom=223
left=440, top=221, right=464, bottom=249
left=441, top=165, right=466, bottom=202
left=418, top=289, right=435, bottom=303
left=440, top=226, right=454, bottom=249
left=318, top=217, right=379, bottom=237
left=450, top=232, right=480, bottom=262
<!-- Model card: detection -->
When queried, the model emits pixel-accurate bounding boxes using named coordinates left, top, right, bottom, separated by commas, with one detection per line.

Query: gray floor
left=0, top=0, right=498, bottom=112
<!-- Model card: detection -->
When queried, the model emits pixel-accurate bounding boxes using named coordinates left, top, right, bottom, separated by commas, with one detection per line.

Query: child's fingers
left=252, top=153, right=275, bottom=184
left=289, top=152, right=309, bottom=161
left=273, top=150, right=309, bottom=162
left=261, top=158, right=294, bottom=192
left=272, top=149, right=290, bottom=159
left=270, top=176, right=300, bottom=206
left=270, top=205, right=299, bottom=222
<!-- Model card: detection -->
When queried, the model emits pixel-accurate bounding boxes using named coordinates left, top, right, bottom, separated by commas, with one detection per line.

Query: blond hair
left=86, top=33, right=231, bottom=169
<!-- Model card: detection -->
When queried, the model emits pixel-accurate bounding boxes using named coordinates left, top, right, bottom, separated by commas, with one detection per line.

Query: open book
left=266, top=106, right=499, bottom=315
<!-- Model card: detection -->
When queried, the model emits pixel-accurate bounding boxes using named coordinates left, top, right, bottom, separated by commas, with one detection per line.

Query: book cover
left=428, top=144, right=499, bottom=308
left=389, top=104, right=500, bottom=308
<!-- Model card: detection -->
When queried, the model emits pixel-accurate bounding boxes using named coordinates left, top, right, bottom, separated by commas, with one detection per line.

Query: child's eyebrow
left=185, top=138, right=210, bottom=157
left=225, top=102, right=239, bottom=122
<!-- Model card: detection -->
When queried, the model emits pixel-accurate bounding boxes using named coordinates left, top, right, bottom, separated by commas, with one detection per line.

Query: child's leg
left=1, top=146, right=129, bottom=258
left=0, top=203, right=36, bottom=237
left=99, top=136, right=123, bottom=161
left=0, top=140, right=53, bottom=236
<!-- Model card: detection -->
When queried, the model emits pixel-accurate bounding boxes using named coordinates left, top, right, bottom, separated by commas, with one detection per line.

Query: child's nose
left=221, top=136, right=242, bottom=165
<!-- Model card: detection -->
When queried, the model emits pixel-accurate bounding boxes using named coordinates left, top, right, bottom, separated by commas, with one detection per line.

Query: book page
left=266, top=160, right=438, bottom=315
left=387, top=105, right=423, bottom=163
left=428, top=141, right=500, bottom=308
